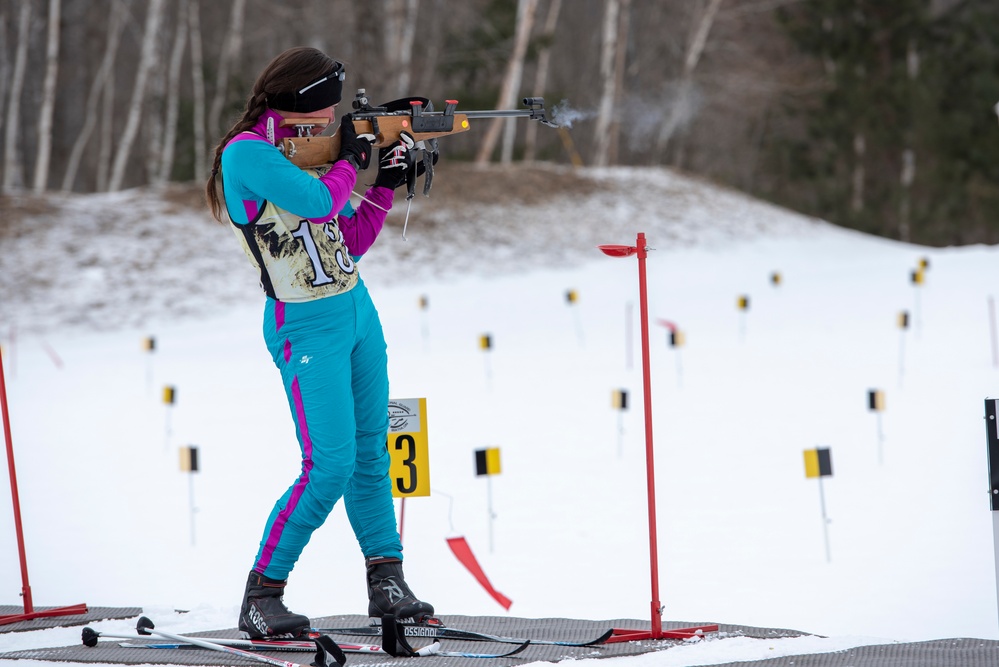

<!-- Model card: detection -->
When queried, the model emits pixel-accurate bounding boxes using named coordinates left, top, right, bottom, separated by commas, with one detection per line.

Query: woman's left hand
left=374, top=133, right=416, bottom=189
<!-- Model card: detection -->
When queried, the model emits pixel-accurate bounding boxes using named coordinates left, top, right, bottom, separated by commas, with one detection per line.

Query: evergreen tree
left=774, top=0, right=999, bottom=244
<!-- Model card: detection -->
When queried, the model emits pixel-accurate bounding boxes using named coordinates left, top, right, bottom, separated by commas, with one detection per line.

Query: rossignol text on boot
left=238, top=571, right=310, bottom=639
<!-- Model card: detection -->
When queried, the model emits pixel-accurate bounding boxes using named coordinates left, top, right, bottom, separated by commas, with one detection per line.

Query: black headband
left=267, top=62, right=345, bottom=113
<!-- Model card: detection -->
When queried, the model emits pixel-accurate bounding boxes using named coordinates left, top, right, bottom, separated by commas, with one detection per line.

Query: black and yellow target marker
left=418, top=295, right=429, bottom=310
left=897, top=311, right=910, bottom=329
left=770, top=272, right=782, bottom=286
left=669, top=330, right=686, bottom=348
left=868, top=389, right=886, bottom=412
left=565, top=289, right=578, bottom=304
left=163, top=386, right=176, bottom=405
left=475, top=447, right=502, bottom=476
left=804, top=446, right=834, bottom=561
left=803, top=447, right=833, bottom=479
left=910, top=268, right=925, bottom=285
left=919, top=257, right=930, bottom=271
left=737, top=295, right=750, bottom=311
left=479, top=334, right=492, bottom=351
left=386, top=398, right=431, bottom=497
left=179, top=446, right=199, bottom=473
left=612, top=389, right=628, bottom=410
left=142, top=336, right=156, bottom=352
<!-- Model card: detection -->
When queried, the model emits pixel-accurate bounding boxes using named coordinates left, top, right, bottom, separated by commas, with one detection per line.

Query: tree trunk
left=524, top=0, right=563, bottom=163
left=156, top=0, right=190, bottom=186
left=3, top=2, right=31, bottom=192
left=189, top=0, right=207, bottom=183
left=0, top=13, right=8, bottom=131
left=851, top=132, right=865, bottom=213
left=61, top=0, right=124, bottom=192
left=32, top=0, right=60, bottom=193
left=898, top=37, right=919, bottom=242
left=655, top=0, right=724, bottom=158
left=474, top=0, right=539, bottom=165
left=207, top=0, right=246, bottom=140
left=96, top=54, right=115, bottom=192
left=592, top=0, right=620, bottom=167
left=396, top=0, right=419, bottom=96
left=108, top=0, right=166, bottom=192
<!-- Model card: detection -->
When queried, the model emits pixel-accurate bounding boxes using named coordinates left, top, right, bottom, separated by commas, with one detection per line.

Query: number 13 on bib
left=386, top=398, right=431, bottom=497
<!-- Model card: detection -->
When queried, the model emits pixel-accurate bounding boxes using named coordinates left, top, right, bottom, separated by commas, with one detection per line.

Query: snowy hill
left=2, top=163, right=999, bottom=667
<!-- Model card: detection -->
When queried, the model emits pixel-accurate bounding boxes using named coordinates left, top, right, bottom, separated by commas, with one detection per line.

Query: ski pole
left=82, top=617, right=345, bottom=667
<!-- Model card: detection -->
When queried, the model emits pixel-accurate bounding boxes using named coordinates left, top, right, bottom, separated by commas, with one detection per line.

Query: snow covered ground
left=2, top=164, right=999, bottom=666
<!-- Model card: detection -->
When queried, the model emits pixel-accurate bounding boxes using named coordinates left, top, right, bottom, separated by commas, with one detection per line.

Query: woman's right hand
left=337, top=115, right=374, bottom=171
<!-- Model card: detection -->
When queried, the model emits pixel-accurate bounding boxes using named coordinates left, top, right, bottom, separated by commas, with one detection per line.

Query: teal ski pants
left=252, top=281, right=401, bottom=580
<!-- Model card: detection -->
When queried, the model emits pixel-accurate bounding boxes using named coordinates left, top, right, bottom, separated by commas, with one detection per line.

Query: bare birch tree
left=3, top=2, right=31, bottom=192
left=108, top=0, right=166, bottom=192
left=96, top=47, right=116, bottom=192
left=593, top=0, right=622, bottom=167
left=396, top=0, right=419, bottom=97
left=32, top=0, right=60, bottom=193
left=655, top=0, right=724, bottom=160
left=156, top=0, right=190, bottom=186
left=897, top=38, right=919, bottom=242
left=384, top=0, right=419, bottom=99
left=61, top=0, right=124, bottom=192
left=207, top=0, right=247, bottom=139
left=524, top=0, right=562, bottom=162
left=475, top=0, right=539, bottom=165
left=0, top=13, right=8, bottom=127
left=189, top=0, right=207, bottom=183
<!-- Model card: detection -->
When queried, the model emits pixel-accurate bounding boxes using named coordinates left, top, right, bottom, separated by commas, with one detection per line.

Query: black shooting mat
left=0, top=615, right=792, bottom=665
left=0, top=607, right=144, bottom=634
left=2, top=614, right=997, bottom=667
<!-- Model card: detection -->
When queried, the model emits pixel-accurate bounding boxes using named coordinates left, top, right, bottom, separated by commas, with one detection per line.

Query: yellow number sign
left=387, top=398, right=430, bottom=497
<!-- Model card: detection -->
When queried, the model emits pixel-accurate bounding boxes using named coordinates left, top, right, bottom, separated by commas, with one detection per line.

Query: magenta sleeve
left=340, top=186, right=395, bottom=256
left=307, top=161, right=362, bottom=224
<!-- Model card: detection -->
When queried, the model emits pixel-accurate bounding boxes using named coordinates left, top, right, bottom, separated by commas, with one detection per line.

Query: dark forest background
left=2, top=0, right=998, bottom=246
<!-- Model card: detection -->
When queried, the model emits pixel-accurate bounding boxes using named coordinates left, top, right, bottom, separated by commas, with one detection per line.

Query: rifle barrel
left=462, top=109, right=538, bottom=119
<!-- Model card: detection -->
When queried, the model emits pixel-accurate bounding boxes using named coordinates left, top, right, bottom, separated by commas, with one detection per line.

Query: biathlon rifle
left=278, top=88, right=557, bottom=169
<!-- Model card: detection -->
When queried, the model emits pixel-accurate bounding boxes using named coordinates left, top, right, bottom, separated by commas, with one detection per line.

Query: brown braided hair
left=205, top=47, right=342, bottom=223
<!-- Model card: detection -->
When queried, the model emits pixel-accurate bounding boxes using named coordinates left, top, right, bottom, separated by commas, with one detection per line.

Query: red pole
left=398, top=496, right=407, bottom=545
left=1, top=346, right=34, bottom=614
left=598, top=234, right=717, bottom=644
left=635, top=233, right=662, bottom=637
left=0, top=349, right=87, bottom=625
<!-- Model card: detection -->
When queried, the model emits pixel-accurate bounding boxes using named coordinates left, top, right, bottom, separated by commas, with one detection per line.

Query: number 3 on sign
left=386, top=398, right=430, bottom=497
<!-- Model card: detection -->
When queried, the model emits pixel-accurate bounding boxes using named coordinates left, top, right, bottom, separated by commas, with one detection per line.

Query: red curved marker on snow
left=446, top=536, right=512, bottom=610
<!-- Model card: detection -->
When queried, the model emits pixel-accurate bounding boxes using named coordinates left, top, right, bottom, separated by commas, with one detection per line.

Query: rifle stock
left=280, top=91, right=554, bottom=168
left=282, top=115, right=471, bottom=168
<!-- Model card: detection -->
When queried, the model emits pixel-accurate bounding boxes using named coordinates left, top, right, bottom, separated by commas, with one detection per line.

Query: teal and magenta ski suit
left=221, top=110, right=401, bottom=580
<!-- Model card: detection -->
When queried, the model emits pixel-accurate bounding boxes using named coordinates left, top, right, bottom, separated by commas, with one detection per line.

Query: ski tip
left=136, top=616, right=155, bottom=635
left=505, top=640, right=531, bottom=657
left=81, top=627, right=99, bottom=647
left=588, top=629, right=614, bottom=646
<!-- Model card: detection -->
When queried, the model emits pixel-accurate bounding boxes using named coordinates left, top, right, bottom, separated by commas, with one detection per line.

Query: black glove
left=374, top=134, right=416, bottom=190
left=337, top=115, right=374, bottom=171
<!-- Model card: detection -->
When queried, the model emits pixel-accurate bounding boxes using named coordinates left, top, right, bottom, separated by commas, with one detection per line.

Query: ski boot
left=366, top=556, right=435, bottom=623
left=238, top=571, right=310, bottom=639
